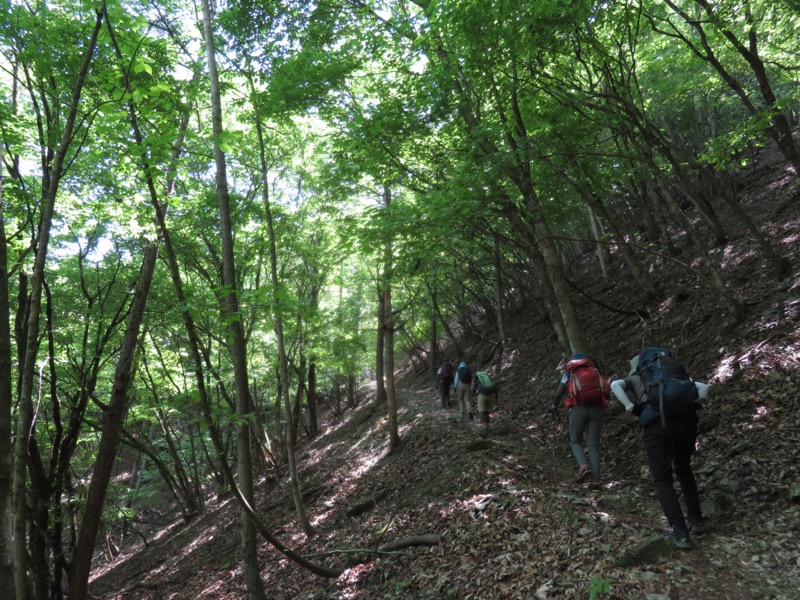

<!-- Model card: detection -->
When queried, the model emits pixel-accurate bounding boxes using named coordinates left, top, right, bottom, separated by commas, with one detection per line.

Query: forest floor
left=89, top=142, right=800, bottom=599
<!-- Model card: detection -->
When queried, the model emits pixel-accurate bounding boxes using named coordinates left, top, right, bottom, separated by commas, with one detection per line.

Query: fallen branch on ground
left=377, top=534, right=441, bottom=552
left=346, top=489, right=389, bottom=517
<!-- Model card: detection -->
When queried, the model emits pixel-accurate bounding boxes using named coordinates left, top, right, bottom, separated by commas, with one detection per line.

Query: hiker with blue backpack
left=610, top=346, right=710, bottom=549
left=453, top=361, right=474, bottom=420
left=551, top=353, right=610, bottom=485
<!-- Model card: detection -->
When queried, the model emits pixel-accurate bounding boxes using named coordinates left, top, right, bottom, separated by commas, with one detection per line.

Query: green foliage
left=2, top=1, right=798, bottom=587
left=588, top=577, right=612, bottom=599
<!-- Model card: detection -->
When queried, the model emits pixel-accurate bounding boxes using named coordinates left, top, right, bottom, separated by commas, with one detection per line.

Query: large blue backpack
left=636, top=347, right=699, bottom=426
left=457, top=363, right=472, bottom=384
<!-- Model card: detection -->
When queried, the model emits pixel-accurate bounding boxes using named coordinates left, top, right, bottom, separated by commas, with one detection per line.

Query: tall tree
left=11, top=9, right=103, bottom=599
left=647, top=0, right=800, bottom=189
left=199, top=0, right=266, bottom=595
left=248, top=72, right=315, bottom=537
left=0, top=145, right=13, bottom=599
left=69, top=3, right=195, bottom=593
left=381, top=186, right=401, bottom=452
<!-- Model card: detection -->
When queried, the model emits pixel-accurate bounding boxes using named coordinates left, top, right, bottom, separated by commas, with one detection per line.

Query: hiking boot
left=664, top=529, right=693, bottom=549
left=587, top=477, right=602, bottom=490
left=688, top=517, right=706, bottom=535
left=575, top=464, right=590, bottom=483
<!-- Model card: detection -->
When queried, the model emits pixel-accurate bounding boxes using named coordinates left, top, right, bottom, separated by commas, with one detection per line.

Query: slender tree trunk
left=500, top=189, right=574, bottom=353
left=247, top=73, right=314, bottom=539
left=307, top=361, right=319, bottom=437
left=704, top=168, right=791, bottom=280
left=659, top=183, right=744, bottom=319
left=429, top=287, right=438, bottom=381
left=526, top=195, right=588, bottom=354
left=158, top=410, right=200, bottom=517
left=662, top=0, right=800, bottom=183
left=0, top=147, right=14, bottom=599
left=383, top=186, right=401, bottom=452
left=521, top=235, right=570, bottom=351
left=26, top=438, right=48, bottom=600
left=493, top=236, right=507, bottom=344
left=306, top=286, right=320, bottom=438
left=13, top=14, right=102, bottom=600
left=375, top=283, right=387, bottom=405
left=587, top=206, right=609, bottom=278
left=199, top=1, right=267, bottom=592
left=426, top=282, right=462, bottom=357
left=68, top=241, right=158, bottom=599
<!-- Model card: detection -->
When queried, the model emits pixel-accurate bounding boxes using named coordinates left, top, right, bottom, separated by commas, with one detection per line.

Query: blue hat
left=459, top=361, right=467, bottom=368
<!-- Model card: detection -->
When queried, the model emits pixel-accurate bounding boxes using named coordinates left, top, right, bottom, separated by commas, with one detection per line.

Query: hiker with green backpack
left=472, top=370, right=499, bottom=434
left=610, top=346, right=710, bottom=550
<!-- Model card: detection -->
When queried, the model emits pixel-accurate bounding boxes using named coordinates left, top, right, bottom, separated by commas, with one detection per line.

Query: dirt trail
left=361, top=383, right=799, bottom=600
left=89, top=372, right=799, bottom=600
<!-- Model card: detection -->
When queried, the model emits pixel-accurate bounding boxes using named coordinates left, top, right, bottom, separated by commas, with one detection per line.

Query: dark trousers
left=439, top=380, right=452, bottom=407
left=642, top=415, right=702, bottom=535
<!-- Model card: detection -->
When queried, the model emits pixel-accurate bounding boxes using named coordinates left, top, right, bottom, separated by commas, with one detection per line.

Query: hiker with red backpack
left=436, top=360, right=454, bottom=408
left=551, top=353, right=609, bottom=485
left=453, top=361, right=474, bottom=420
left=610, top=346, right=710, bottom=549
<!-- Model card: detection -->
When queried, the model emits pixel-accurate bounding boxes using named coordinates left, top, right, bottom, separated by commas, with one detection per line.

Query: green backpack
left=475, top=371, right=497, bottom=395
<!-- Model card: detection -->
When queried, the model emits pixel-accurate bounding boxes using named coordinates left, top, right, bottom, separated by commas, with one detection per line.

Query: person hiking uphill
left=610, top=347, right=710, bottom=549
left=436, top=360, right=454, bottom=408
left=551, top=353, right=609, bottom=485
left=453, top=361, right=474, bottom=420
left=472, top=370, right=499, bottom=435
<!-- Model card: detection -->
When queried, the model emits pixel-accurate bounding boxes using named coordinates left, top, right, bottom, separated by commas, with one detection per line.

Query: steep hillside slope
left=90, top=145, right=800, bottom=599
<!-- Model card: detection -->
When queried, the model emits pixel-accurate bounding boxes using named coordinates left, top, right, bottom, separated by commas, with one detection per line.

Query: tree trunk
left=247, top=72, right=315, bottom=539
left=374, top=283, right=387, bottom=406
left=13, top=13, right=102, bottom=600
left=0, top=147, right=15, bottom=599
left=426, top=281, right=462, bottom=358
left=429, top=287, right=438, bottom=381
left=199, top=1, right=269, bottom=592
left=659, top=183, right=744, bottom=319
left=306, top=285, right=320, bottom=438
left=493, top=235, right=508, bottom=344
left=587, top=206, right=609, bottom=278
left=525, top=193, right=588, bottom=354
left=307, top=361, right=319, bottom=438
left=26, top=438, right=48, bottom=600
left=664, top=0, right=800, bottom=183
left=383, top=186, right=401, bottom=453
left=703, top=167, right=791, bottom=280
left=68, top=241, right=158, bottom=599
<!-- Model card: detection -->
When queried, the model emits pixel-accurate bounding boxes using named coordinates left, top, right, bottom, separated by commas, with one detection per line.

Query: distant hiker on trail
left=551, top=353, right=609, bottom=485
left=453, top=361, right=474, bottom=420
left=436, top=360, right=454, bottom=408
left=472, top=370, right=499, bottom=435
left=610, top=346, right=710, bottom=550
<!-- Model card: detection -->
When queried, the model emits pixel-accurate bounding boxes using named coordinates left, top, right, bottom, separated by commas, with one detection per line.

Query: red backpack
left=565, top=358, right=609, bottom=407
left=440, top=362, right=453, bottom=382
